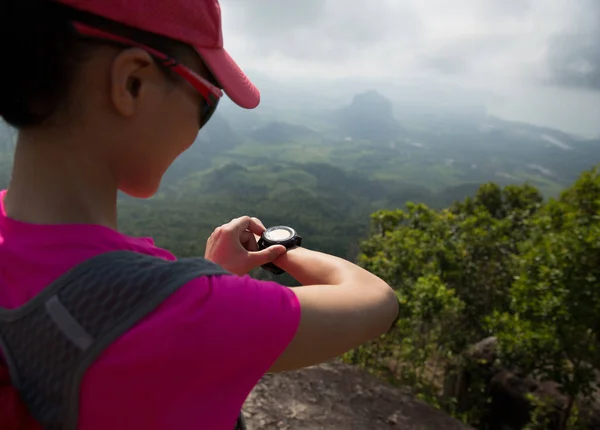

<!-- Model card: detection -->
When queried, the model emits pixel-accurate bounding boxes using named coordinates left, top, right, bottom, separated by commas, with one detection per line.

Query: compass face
left=264, top=226, right=295, bottom=242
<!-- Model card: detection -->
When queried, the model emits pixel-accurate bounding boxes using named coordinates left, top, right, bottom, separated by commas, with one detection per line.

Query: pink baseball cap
left=56, top=0, right=260, bottom=109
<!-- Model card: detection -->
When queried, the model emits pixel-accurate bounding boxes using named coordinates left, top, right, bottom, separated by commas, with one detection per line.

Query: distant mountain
left=0, top=92, right=598, bottom=201
left=1, top=91, right=597, bottom=264
left=250, top=121, right=317, bottom=144
left=334, top=90, right=405, bottom=142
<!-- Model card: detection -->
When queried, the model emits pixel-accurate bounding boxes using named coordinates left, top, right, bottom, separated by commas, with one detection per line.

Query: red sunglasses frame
left=71, top=21, right=223, bottom=128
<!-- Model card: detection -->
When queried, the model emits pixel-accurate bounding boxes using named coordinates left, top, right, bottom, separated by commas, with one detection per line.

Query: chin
left=124, top=190, right=158, bottom=199
left=119, top=180, right=161, bottom=199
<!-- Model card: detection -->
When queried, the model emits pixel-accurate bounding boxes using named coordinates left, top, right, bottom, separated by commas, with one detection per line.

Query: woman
left=0, top=0, right=399, bottom=429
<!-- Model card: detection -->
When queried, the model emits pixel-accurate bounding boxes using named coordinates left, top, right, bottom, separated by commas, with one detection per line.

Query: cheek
left=163, top=89, right=200, bottom=138
left=112, top=93, right=199, bottom=197
left=140, top=97, right=198, bottom=162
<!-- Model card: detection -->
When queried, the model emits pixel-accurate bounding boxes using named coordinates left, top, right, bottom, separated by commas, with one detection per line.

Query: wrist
left=272, top=246, right=307, bottom=271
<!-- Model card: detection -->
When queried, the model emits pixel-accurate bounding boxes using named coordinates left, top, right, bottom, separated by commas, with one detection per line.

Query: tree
left=491, top=167, right=600, bottom=429
left=353, top=169, right=599, bottom=428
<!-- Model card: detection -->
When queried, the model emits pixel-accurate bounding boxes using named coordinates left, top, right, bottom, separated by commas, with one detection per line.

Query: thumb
left=248, top=245, right=287, bottom=266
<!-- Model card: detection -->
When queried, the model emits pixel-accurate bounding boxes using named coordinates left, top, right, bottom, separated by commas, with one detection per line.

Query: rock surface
left=243, top=361, right=472, bottom=430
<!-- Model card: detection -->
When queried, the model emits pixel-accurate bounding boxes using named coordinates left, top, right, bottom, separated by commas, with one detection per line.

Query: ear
left=108, top=47, right=158, bottom=118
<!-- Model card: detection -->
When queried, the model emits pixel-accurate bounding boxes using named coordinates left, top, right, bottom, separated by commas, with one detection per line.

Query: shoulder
left=110, top=262, right=301, bottom=340
left=77, top=251, right=302, bottom=359
left=141, top=273, right=301, bottom=359
left=160, top=273, right=301, bottom=324
left=81, top=274, right=301, bottom=429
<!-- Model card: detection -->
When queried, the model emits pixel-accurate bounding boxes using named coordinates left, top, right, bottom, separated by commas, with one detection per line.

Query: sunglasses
left=72, top=21, right=223, bottom=129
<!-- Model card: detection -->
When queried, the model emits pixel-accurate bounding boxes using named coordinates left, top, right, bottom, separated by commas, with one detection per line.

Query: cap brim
left=196, top=47, right=260, bottom=109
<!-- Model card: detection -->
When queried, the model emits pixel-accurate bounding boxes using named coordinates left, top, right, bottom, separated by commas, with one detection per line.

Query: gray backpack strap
left=0, top=250, right=231, bottom=430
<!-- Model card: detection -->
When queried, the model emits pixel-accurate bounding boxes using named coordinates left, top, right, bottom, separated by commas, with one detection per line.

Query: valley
left=1, top=88, right=598, bottom=275
left=125, top=89, right=599, bottom=268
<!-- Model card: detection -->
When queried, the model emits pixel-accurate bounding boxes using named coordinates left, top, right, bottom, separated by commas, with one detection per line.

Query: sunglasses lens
left=200, top=97, right=219, bottom=129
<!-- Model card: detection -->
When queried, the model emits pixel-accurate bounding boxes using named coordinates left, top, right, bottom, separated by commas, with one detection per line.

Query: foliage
left=351, top=167, right=600, bottom=429
left=358, top=183, right=544, bottom=355
left=490, top=167, right=600, bottom=429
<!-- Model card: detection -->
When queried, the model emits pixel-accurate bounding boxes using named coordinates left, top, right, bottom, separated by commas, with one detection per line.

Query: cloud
left=223, top=0, right=325, bottom=39
left=474, top=0, right=534, bottom=17
left=218, top=0, right=600, bottom=135
left=419, top=54, right=468, bottom=76
left=223, top=0, right=421, bottom=63
left=221, top=0, right=595, bottom=85
left=542, top=0, right=600, bottom=91
left=418, top=33, right=523, bottom=77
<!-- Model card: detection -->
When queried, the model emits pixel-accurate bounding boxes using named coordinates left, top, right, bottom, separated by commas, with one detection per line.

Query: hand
left=205, top=216, right=287, bottom=276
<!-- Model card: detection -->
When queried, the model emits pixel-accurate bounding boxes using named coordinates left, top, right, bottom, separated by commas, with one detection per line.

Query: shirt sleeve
left=171, top=274, right=301, bottom=420
left=80, top=274, right=301, bottom=430
left=185, top=274, right=301, bottom=375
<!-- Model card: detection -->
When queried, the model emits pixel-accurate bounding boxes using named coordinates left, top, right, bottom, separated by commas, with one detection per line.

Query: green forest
left=346, top=166, right=600, bottom=429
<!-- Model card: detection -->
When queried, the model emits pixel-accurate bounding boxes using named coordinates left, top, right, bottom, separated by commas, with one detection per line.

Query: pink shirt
left=0, top=190, right=301, bottom=430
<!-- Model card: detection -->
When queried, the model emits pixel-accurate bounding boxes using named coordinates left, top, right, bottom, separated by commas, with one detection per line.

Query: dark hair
left=0, top=0, right=192, bottom=129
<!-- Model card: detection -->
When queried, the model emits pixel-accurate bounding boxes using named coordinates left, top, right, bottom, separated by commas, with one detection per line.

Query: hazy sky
left=219, top=0, right=599, bottom=137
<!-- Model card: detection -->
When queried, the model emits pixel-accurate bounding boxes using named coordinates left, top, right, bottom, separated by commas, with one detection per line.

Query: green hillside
left=118, top=91, right=599, bottom=270
left=351, top=166, right=600, bottom=429
left=1, top=89, right=598, bottom=273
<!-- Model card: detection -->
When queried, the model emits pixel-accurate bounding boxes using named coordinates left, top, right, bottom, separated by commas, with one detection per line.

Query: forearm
left=274, top=246, right=386, bottom=289
left=268, top=247, right=400, bottom=372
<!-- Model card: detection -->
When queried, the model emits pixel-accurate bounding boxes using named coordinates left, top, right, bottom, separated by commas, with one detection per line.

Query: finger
left=221, top=216, right=249, bottom=236
left=240, top=230, right=259, bottom=252
left=251, top=217, right=266, bottom=231
left=227, top=216, right=266, bottom=236
left=247, top=245, right=287, bottom=266
left=245, top=217, right=267, bottom=236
